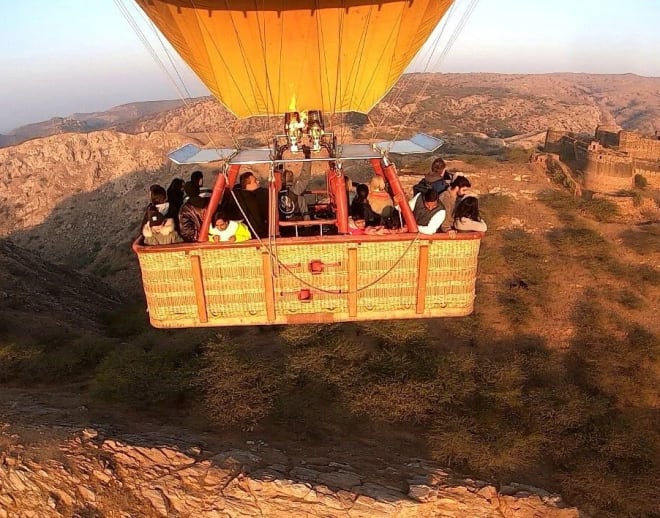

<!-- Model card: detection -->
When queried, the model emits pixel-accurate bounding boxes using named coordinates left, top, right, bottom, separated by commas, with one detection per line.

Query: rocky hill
left=117, top=73, right=660, bottom=143
left=0, top=130, right=198, bottom=294
left=0, top=100, right=185, bottom=148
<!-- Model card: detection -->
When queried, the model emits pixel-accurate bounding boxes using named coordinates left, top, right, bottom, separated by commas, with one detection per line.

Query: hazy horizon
left=1, top=0, right=659, bottom=133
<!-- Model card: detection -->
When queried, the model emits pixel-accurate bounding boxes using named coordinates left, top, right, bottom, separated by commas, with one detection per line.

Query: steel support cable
left=368, top=3, right=454, bottom=141
left=118, top=0, right=242, bottom=149
left=387, top=0, right=480, bottom=150
left=429, top=0, right=480, bottom=72
left=229, top=189, right=424, bottom=295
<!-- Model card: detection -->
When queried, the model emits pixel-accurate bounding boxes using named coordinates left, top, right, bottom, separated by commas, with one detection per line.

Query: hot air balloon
left=130, top=0, right=483, bottom=328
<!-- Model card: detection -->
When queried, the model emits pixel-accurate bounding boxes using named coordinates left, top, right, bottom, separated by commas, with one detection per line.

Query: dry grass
left=2, top=183, right=659, bottom=518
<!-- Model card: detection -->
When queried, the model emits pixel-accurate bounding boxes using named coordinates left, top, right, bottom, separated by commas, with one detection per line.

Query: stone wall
left=618, top=131, right=660, bottom=160
left=547, top=128, right=660, bottom=193
left=584, top=147, right=633, bottom=193
left=634, top=159, right=660, bottom=189
left=594, top=126, right=621, bottom=148
left=544, top=129, right=567, bottom=154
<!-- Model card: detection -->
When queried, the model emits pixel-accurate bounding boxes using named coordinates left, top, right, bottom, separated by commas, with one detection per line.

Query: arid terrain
left=0, top=73, right=659, bottom=517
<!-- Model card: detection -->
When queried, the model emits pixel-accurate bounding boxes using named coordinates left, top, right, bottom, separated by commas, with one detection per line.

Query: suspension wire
left=229, top=181, right=423, bottom=294
left=114, top=0, right=190, bottom=104
left=118, top=0, right=243, bottom=150
left=387, top=0, right=480, bottom=150
left=368, top=3, right=454, bottom=141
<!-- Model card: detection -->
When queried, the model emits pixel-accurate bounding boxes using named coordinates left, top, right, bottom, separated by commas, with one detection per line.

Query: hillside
left=116, top=73, right=660, bottom=142
left=3, top=73, right=658, bottom=151
left=0, top=99, right=185, bottom=148
left=0, top=130, right=198, bottom=294
left=1, top=74, right=659, bottom=517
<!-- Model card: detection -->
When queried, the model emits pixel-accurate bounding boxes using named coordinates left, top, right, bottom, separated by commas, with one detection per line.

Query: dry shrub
left=429, top=413, right=547, bottom=476
left=580, top=197, right=619, bottom=222
left=358, top=319, right=429, bottom=345
left=278, top=323, right=342, bottom=347
left=199, top=336, right=282, bottom=427
left=348, top=381, right=439, bottom=424
left=479, top=194, right=514, bottom=224
left=285, top=334, right=369, bottom=387
left=619, top=223, right=660, bottom=256
left=92, top=343, right=196, bottom=407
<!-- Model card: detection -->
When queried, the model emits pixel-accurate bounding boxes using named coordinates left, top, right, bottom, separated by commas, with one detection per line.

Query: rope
left=366, top=0, right=480, bottom=149
left=116, top=0, right=240, bottom=149
left=368, top=3, right=453, bottom=141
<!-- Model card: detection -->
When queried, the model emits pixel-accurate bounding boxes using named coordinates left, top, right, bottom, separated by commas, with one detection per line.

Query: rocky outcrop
left=0, top=239, right=122, bottom=329
left=0, top=428, right=579, bottom=517
left=1, top=130, right=197, bottom=293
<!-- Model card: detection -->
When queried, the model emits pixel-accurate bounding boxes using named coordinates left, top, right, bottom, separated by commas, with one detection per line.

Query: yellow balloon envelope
left=136, top=0, right=454, bottom=118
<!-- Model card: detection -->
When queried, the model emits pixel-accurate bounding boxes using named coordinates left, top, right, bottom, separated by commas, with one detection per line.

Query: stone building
left=544, top=127, right=660, bottom=193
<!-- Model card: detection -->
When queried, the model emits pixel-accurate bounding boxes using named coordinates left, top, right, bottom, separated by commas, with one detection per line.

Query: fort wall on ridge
left=544, top=127, right=660, bottom=192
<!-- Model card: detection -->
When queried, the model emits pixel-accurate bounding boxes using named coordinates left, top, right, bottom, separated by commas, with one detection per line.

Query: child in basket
left=208, top=210, right=251, bottom=243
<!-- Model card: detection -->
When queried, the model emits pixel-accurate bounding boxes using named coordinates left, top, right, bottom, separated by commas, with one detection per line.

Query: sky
left=0, top=0, right=658, bottom=133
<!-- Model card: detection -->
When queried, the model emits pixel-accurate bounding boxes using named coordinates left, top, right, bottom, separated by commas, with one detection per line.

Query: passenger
left=233, top=171, right=269, bottom=239
left=453, top=195, right=487, bottom=232
left=166, top=178, right=185, bottom=224
left=439, top=175, right=471, bottom=232
left=149, top=184, right=169, bottom=215
left=191, top=170, right=212, bottom=197
left=183, top=180, right=200, bottom=204
left=348, top=205, right=367, bottom=235
left=178, top=195, right=208, bottom=242
left=279, top=161, right=311, bottom=221
left=351, top=183, right=380, bottom=227
left=142, top=206, right=183, bottom=246
left=408, top=189, right=446, bottom=235
left=428, top=158, right=453, bottom=191
left=367, top=176, right=394, bottom=219
left=141, top=185, right=169, bottom=227
left=209, top=210, right=251, bottom=243
left=345, top=175, right=357, bottom=205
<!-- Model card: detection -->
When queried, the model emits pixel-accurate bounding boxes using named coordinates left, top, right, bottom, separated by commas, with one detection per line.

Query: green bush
left=634, top=174, right=647, bottom=189
left=198, top=336, right=282, bottom=427
left=579, top=198, right=619, bottom=222
left=92, top=343, right=197, bottom=407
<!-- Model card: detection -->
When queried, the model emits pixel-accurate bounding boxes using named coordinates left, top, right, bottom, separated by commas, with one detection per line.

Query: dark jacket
left=178, top=202, right=204, bottom=242
left=232, top=188, right=269, bottom=238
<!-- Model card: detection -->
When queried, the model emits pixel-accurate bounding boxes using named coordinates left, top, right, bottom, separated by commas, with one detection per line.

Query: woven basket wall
left=135, top=235, right=481, bottom=328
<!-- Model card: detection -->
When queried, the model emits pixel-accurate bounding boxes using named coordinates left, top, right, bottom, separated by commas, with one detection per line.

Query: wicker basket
left=134, top=232, right=481, bottom=328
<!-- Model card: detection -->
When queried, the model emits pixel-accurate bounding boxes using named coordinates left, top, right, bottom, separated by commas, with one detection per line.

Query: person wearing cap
left=142, top=206, right=182, bottom=246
